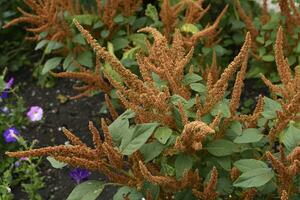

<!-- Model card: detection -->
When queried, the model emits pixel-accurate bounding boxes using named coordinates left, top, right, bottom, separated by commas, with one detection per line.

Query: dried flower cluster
left=266, top=147, right=300, bottom=197
left=3, top=0, right=80, bottom=41
left=97, top=0, right=142, bottom=34
left=261, top=27, right=300, bottom=143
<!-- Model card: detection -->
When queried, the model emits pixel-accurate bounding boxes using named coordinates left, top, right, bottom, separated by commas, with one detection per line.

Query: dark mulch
left=11, top=69, right=116, bottom=200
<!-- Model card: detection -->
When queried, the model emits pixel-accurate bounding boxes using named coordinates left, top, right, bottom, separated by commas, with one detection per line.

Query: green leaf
left=234, top=159, right=268, bottom=172
left=35, top=40, right=48, bottom=50
left=190, top=83, right=207, bottom=94
left=227, top=121, right=242, bottom=136
left=112, top=38, right=129, bottom=51
left=214, top=45, right=228, bottom=56
left=206, top=139, right=238, bottom=157
left=114, top=14, right=124, bottom=23
left=211, top=99, right=231, bottom=118
left=128, top=33, right=147, bottom=50
left=109, top=110, right=135, bottom=144
left=180, top=23, right=199, bottom=34
left=140, top=140, right=165, bottom=162
left=256, top=36, right=265, bottom=44
left=233, top=128, right=263, bottom=143
left=216, top=156, right=231, bottom=171
left=63, top=53, right=74, bottom=70
left=45, top=41, right=63, bottom=54
left=262, top=97, right=282, bottom=119
left=113, top=187, right=143, bottom=200
left=46, top=157, right=67, bottom=169
left=66, top=180, right=104, bottom=200
left=281, top=124, right=300, bottom=152
left=182, top=73, right=202, bottom=85
left=73, top=34, right=86, bottom=45
left=145, top=4, right=159, bottom=22
left=154, top=127, right=173, bottom=144
left=100, top=30, right=110, bottom=38
left=175, top=154, right=193, bottom=179
left=142, top=182, right=160, bottom=200
left=93, top=20, right=103, bottom=29
left=262, top=55, right=275, bottom=62
left=42, top=57, right=63, bottom=74
left=119, top=123, right=159, bottom=155
left=73, top=14, right=96, bottom=25
left=77, top=51, right=93, bottom=68
left=233, top=168, right=274, bottom=188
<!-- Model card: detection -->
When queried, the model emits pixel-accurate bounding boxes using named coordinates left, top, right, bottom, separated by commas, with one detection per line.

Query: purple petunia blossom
left=69, top=168, right=91, bottom=184
left=3, top=127, right=20, bottom=143
left=15, top=157, right=29, bottom=167
left=27, top=106, right=43, bottom=122
left=1, top=78, right=14, bottom=99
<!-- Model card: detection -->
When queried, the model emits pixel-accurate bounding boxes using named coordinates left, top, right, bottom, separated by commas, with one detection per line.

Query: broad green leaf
left=100, top=30, right=110, bottom=38
left=77, top=51, right=93, bottom=68
left=262, top=97, right=282, bottom=119
left=140, top=141, right=165, bottom=162
left=46, top=157, right=67, bottom=169
left=66, top=180, right=104, bottom=200
left=281, top=124, right=300, bottom=152
left=145, top=4, right=159, bottom=22
left=152, top=73, right=167, bottom=89
left=170, top=94, right=188, bottom=105
left=63, top=53, right=74, bottom=70
left=112, top=38, right=129, bottom=51
left=122, top=47, right=140, bottom=60
left=233, top=128, right=263, bottom=143
left=214, top=45, right=228, bottom=56
left=182, top=73, right=202, bottom=85
left=119, top=123, right=159, bottom=155
left=108, top=110, right=135, bottom=143
left=103, top=63, right=123, bottom=84
left=72, top=34, right=86, bottom=45
left=262, top=55, right=275, bottom=62
left=190, top=83, right=207, bottom=94
left=180, top=23, right=199, bottom=34
left=42, top=57, right=63, bottom=74
left=35, top=40, right=48, bottom=50
left=93, top=20, right=103, bottom=29
left=73, top=14, right=96, bottom=25
left=175, top=154, right=193, bottom=179
left=154, top=127, right=172, bottom=144
left=142, top=182, right=160, bottom=200
left=233, top=168, right=274, bottom=188
left=113, top=186, right=143, bottom=200
left=234, top=159, right=268, bottom=172
left=216, top=156, right=231, bottom=171
left=128, top=33, right=147, bottom=50
left=45, top=41, right=63, bottom=54
left=113, top=14, right=124, bottom=23
left=256, top=36, right=265, bottom=44
left=206, top=139, right=238, bottom=157
left=227, top=121, right=242, bottom=136
left=211, top=99, right=231, bottom=118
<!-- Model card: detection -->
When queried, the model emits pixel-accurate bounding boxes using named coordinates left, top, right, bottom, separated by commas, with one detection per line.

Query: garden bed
left=12, top=69, right=116, bottom=199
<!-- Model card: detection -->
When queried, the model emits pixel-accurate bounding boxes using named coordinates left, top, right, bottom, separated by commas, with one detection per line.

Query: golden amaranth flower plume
left=261, top=27, right=300, bottom=143
left=3, top=0, right=79, bottom=41
left=6, top=120, right=147, bottom=189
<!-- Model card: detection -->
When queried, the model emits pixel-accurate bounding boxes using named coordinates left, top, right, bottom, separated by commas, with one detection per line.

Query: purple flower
left=1, top=106, right=9, bottom=113
left=69, top=168, right=91, bottom=184
left=15, top=157, right=29, bottom=167
left=3, top=127, right=20, bottom=143
left=27, top=106, right=43, bottom=122
left=1, top=78, right=14, bottom=99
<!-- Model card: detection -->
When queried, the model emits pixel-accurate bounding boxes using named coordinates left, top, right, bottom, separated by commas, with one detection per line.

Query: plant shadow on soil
left=11, top=69, right=116, bottom=200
